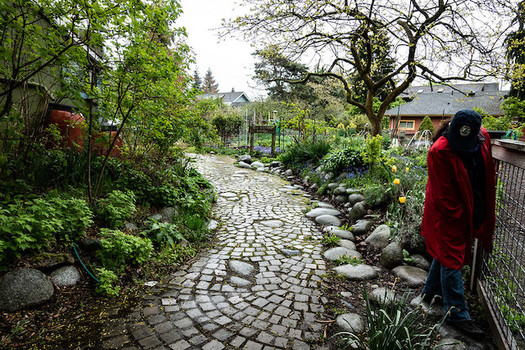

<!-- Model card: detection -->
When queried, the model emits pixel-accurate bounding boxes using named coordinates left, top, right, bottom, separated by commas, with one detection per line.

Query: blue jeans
left=422, top=259, right=471, bottom=322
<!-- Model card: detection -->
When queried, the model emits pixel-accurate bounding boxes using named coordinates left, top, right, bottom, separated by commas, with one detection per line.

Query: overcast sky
left=178, top=0, right=265, bottom=99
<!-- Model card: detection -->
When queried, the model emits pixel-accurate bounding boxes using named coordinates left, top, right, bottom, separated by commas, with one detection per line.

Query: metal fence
left=472, top=139, right=525, bottom=350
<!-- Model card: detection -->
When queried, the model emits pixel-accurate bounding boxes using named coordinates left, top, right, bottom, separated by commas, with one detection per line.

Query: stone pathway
left=101, top=154, right=329, bottom=350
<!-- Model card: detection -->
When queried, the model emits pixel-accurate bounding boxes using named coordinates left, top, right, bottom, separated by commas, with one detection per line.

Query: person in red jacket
left=421, top=109, right=496, bottom=337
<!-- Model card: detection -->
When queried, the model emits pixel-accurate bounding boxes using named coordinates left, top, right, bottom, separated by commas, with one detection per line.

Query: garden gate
left=471, top=139, right=525, bottom=350
left=248, top=125, right=276, bottom=156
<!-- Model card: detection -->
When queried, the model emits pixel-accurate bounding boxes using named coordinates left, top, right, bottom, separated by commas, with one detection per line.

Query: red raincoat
left=421, top=128, right=496, bottom=269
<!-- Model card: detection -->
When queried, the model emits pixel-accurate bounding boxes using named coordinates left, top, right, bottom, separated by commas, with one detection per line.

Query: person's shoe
left=446, top=320, right=485, bottom=337
left=422, top=294, right=443, bottom=306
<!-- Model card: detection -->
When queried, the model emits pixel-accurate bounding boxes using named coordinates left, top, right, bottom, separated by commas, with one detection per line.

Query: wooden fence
left=471, top=139, right=525, bottom=350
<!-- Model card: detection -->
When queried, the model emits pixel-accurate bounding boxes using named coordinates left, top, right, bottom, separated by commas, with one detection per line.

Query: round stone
left=392, top=266, right=428, bottom=287
left=334, top=264, right=377, bottom=280
left=365, top=224, right=391, bottom=248
left=49, top=266, right=81, bottom=287
left=315, top=215, right=342, bottom=226
left=228, top=260, right=255, bottom=276
left=324, top=226, right=355, bottom=241
left=336, top=313, right=365, bottom=333
left=370, top=287, right=398, bottom=306
left=324, top=247, right=362, bottom=261
left=230, top=276, right=251, bottom=286
left=317, top=202, right=335, bottom=209
left=305, top=208, right=341, bottom=218
left=0, top=268, right=54, bottom=312
left=380, top=242, right=404, bottom=269
left=338, top=240, right=356, bottom=250
left=352, top=220, right=373, bottom=235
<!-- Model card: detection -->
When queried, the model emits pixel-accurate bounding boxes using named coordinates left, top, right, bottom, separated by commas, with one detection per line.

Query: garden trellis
left=471, top=139, right=525, bottom=350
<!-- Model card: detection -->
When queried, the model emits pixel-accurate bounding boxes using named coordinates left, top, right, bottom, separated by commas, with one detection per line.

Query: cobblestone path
left=102, top=154, right=328, bottom=350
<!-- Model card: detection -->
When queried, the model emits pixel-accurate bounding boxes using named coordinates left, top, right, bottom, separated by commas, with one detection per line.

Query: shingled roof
left=198, top=91, right=251, bottom=108
left=385, top=83, right=508, bottom=117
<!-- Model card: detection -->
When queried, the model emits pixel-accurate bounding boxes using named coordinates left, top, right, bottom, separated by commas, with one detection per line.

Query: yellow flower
left=392, top=165, right=397, bottom=172
left=406, top=167, right=409, bottom=172
left=393, top=178, right=400, bottom=185
left=399, top=196, right=406, bottom=204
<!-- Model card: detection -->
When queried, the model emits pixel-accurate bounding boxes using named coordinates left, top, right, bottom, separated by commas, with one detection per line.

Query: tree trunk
left=369, top=114, right=382, bottom=136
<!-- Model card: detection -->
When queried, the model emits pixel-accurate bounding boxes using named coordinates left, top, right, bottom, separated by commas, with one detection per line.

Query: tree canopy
left=224, top=0, right=519, bottom=135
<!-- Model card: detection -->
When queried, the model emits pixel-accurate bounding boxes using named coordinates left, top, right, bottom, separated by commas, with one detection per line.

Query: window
left=399, top=120, right=415, bottom=130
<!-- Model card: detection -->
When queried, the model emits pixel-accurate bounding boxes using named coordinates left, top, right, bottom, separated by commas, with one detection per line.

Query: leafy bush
left=322, top=146, right=365, bottom=175
left=142, top=221, right=184, bottom=247
left=0, top=196, right=92, bottom=267
left=418, top=116, right=435, bottom=134
left=95, top=267, right=120, bottom=297
left=362, top=135, right=383, bottom=166
left=279, top=140, right=331, bottom=171
left=97, top=229, right=153, bottom=272
left=94, top=190, right=136, bottom=229
left=334, top=287, right=442, bottom=349
left=182, top=213, right=209, bottom=243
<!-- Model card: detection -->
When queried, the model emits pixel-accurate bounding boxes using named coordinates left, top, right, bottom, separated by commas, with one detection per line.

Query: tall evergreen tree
left=506, top=1, right=525, bottom=100
left=202, top=68, right=219, bottom=93
left=192, top=69, right=202, bottom=92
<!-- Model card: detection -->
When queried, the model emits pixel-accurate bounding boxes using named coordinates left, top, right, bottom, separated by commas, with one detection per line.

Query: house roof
left=385, top=83, right=508, bottom=117
left=199, top=91, right=251, bottom=108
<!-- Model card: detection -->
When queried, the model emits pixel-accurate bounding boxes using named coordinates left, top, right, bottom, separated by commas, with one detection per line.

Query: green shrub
left=279, top=140, right=331, bottom=170
left=321, top=146, right=365, bottom=174
left=141, top=221, right=184, bottom=247
left=182, top=213, right=209, bottom=243
left=97, top=229, right=153, bottom=272
left=95, top=267, right=120, bottom=297
left=362, top=135, right=383, bottom=166
left=418, top=116, right=435, bottom=134
left=0, top=196, right=92, bottom=267
left=94, top=190, right=136, bottom=229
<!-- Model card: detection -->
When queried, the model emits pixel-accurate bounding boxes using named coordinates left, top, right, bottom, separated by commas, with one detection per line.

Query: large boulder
left=0, top=269, right=54, bottom=312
